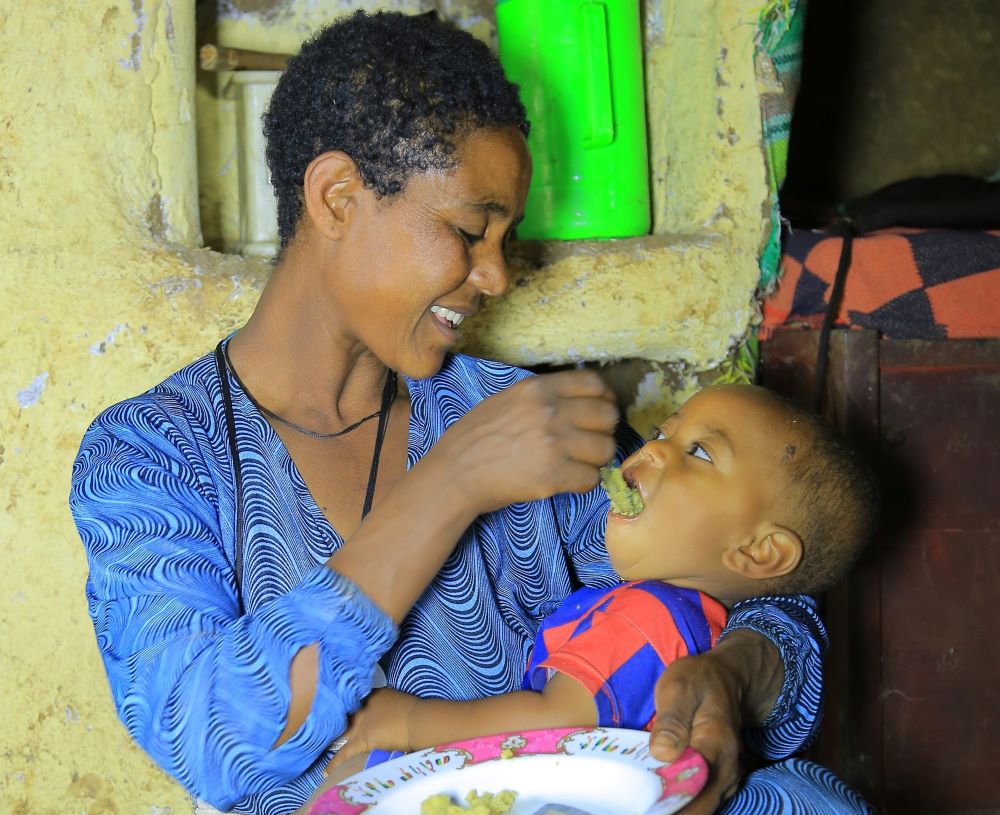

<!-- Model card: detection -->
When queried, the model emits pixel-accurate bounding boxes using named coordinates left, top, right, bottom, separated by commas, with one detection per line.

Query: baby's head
left=604, top=384, right=878, bottom=606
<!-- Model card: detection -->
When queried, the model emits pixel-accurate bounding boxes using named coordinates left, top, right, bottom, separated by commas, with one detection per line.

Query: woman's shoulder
left=82, top=348, right=223, bottom=449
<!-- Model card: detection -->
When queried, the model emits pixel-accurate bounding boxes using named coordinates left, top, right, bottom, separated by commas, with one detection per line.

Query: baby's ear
left=723, top=526, right=802, bottom=581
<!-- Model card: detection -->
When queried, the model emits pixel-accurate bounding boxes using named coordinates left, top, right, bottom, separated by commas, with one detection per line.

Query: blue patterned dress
left=70, top=348, right=865, bottom=814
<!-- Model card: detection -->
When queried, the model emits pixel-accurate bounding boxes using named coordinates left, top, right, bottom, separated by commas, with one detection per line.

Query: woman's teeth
left=430, top=305, right=465, bottom=329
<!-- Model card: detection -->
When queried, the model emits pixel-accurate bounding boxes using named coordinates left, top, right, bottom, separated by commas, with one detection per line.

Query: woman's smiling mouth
left=430, top=305, right=466, bottom=331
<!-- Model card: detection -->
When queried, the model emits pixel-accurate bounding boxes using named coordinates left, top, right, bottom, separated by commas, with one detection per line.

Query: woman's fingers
left=650, top=653, right=744, bottom=814
left=674, top=758, right=740, bottom=815
left=470, top=431, right=611, bottom=499
left=435, top=370, right=622, bottom=511
left=507, top=369, right=615, bottom=419
left=674, top=714, right=742, bottom=814
left=539, top=368, right=616, bottom=399
left=537, top=456, right=605, bottom=495
left=497, top=374, right=617, bottom=442
left=553, top=392, right=621, bottom=435
left=650, top=652, right=742, bottom=756
left=649, top=681, right=698, bottom=761
left=552, top=424, right=619, bottom=468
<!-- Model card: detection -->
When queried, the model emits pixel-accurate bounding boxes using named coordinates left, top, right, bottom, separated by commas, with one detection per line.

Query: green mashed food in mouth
left=420, top=790, right=517, bottom=815
left=599, top=465, right=644, bottom=517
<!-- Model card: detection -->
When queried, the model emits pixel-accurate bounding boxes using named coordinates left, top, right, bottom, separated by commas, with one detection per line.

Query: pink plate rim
left=309, top=726, right=707, bottom=815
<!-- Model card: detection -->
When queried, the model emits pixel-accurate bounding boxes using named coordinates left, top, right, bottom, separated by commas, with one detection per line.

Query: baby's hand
left=324, top=688, right=419, bottom=775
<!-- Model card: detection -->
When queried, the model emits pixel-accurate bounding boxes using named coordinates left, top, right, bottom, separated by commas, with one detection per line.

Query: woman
left=70, top=11, right=867, bottom=815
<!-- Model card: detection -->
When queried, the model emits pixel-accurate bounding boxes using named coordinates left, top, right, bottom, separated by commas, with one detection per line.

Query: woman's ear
left=302, top=151, right=364, bottom=241
left=722, top=526, right=802, bottom=581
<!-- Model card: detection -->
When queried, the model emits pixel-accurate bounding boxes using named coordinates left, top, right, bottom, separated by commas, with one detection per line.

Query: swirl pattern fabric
left=70, top=348, right=827, bottom=814
left=721, top=758, right=875, bottom=814
left=725, top=595, right=827, bottom=760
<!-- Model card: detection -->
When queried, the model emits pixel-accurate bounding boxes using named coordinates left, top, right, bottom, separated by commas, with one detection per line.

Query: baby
left=324, top=383, right=878, bottom=769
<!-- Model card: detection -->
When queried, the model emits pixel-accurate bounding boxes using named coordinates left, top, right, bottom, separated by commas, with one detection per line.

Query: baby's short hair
left=755, top=388, right=880, bottom=597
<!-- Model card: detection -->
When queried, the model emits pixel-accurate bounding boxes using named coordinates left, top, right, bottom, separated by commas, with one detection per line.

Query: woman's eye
left=651, top=428, right=666, bottom=441
left=687, top=442, right=712, bottom=463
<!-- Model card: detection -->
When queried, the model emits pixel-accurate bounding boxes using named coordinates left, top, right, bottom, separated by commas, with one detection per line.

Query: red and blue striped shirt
left=524, top=581, right=727, bottom=729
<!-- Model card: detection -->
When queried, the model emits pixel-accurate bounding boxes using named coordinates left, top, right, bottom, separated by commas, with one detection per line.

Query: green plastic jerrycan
left=496, top=0, right=651, bottom=240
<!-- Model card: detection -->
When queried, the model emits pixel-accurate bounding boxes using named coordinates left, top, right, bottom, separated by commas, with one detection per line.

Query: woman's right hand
left=433, top=369, right=620, bottom=514
left=330, top=369, right=617, bottom=625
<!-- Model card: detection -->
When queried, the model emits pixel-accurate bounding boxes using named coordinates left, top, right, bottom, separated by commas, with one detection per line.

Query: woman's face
left=337, top=125, right=531, bottom=379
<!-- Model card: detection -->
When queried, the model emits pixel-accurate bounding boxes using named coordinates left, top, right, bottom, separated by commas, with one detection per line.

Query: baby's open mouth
left=599, top=465, right=644, bottom=517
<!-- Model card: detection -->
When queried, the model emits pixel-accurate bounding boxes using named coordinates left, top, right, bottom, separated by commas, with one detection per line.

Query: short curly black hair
left=263, top=10, right=530, bottom=252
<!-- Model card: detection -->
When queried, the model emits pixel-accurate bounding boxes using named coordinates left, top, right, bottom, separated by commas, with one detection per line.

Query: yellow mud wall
left=1, top=2, right=261, bottom=813
left=0, top=1, right=771, bottom=813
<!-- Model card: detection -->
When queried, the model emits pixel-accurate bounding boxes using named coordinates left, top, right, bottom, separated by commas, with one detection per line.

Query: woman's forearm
left=328, top=369, right=618, bottom=626
left=282, top=445, right=495, bottom=746
left=325, top=450, right=482, bottom=624
left=270, top=393, right=491, bottom=748
left=722, top=594, right=827, bottom=757
left=72, top=420, right=397, bottom=806
left=710, top=630, right=784, bottom=726
left=274, top=643, right=320, bottom=748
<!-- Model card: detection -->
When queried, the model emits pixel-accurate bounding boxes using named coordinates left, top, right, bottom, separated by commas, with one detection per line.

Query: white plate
left=309, top=727, right=707, bottom=815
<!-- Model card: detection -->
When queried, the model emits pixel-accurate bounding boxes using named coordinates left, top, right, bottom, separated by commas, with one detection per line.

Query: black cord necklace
left=215, top=339, right=398, bottom=612
left=221, top=341, right=395, bottom=440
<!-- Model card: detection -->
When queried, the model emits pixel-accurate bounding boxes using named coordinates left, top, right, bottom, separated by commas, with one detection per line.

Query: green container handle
left=580, top=1, right=615, bottom=148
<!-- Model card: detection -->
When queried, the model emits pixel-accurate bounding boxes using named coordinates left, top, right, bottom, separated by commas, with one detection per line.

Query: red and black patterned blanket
left=761, top=228, right=1000, bottom=339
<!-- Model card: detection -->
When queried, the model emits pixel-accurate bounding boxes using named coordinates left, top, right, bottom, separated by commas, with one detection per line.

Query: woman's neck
left=227, top=255, right=389, bottom=433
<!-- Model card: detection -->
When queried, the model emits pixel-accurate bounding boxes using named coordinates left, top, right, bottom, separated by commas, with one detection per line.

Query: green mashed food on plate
left=420, top=790, right=517, bottom=815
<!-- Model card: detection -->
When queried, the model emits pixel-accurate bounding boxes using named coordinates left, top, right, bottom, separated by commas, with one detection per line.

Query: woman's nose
left=468, top=241, right=510, bottom=297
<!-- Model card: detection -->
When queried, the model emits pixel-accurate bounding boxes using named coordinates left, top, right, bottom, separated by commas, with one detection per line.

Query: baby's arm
left=329, top=673, right=597, bottom=769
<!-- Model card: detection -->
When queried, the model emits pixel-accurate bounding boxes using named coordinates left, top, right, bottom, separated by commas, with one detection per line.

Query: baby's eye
left=455, top=226, right=485, bottom=246
left=654, top=414, right=679, bottom=441
left=687, top=442, right=712, bottom=463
